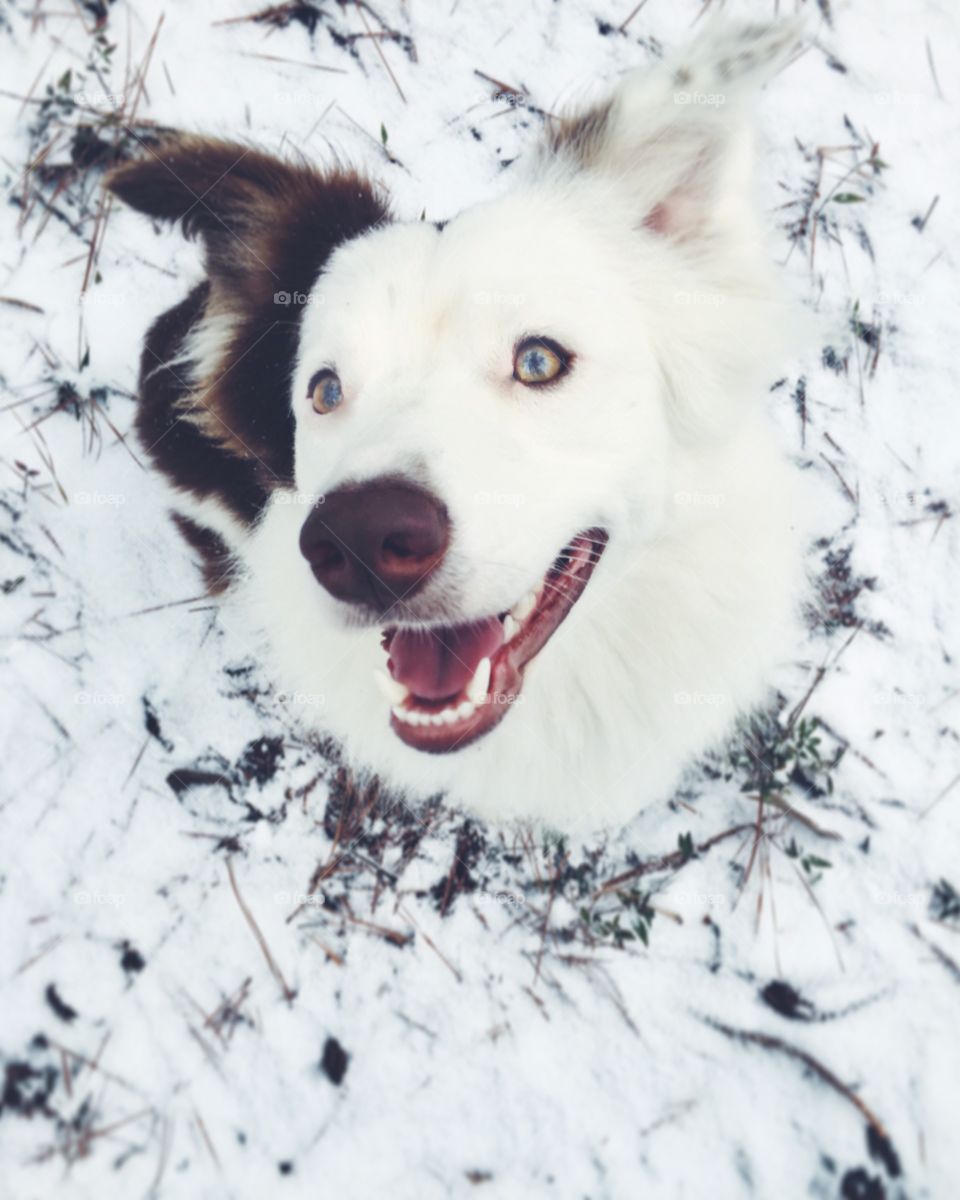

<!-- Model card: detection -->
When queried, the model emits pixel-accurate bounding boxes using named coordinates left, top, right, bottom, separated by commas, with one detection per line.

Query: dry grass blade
left=226, top=855, right=297, bottom=1003
left=707, top=1018, right=899, bottom=1171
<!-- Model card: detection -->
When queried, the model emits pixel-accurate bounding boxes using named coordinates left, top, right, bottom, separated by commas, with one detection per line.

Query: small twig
left=594, top=822, right=755, bottom=898
left=354, top=0, right=406, bottom=102
left=909, top=923, right=960, bottom=983
left=534, top=852, right=568, bottom=985
left=820, top=452, right=858, bottom=506
left=913, top=194, right=939, bottom=233
left=226, top=856, right=296, bottom=1003
left=0, top=295, right=44, bottom=313
left=619, top=0, right=650, bottom=33
left=397, top=905, right=462, bottom=981
left=308, top=933, right=344, bottom=965
left=235, top=50, right=347, bottom=74
left=706, top=1020, right=895, bottom=1152
left=920, top=771, right=960, bottom=820
left=925, top=38, right=944, bottom=100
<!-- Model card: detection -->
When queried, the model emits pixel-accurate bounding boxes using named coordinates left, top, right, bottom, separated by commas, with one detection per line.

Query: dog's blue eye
left=513, top=337, right=570, bottom=386
left=309, top=370, right=342, bottom=414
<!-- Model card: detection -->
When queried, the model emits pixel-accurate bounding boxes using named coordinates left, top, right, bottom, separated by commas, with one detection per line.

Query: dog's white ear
left=546, top=20, right=805, bottom=241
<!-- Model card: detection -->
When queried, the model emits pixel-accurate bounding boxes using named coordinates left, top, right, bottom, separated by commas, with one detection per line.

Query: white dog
left=108, top=20, right=808, bottom=831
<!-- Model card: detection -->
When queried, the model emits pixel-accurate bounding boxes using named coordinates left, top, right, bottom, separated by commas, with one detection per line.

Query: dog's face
left=107, top=20, right=805, bottom=824
left=289, top=189, right=672, bottom=751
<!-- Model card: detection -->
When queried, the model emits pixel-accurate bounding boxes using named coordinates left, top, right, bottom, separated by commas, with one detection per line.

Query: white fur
left=227, top=22, right=811, bottom=831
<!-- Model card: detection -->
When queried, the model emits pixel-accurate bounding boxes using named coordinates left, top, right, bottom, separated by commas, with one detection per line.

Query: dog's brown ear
left=107, top=135, right=390, bottom=520
left=106, top=134, right=388, bottom=305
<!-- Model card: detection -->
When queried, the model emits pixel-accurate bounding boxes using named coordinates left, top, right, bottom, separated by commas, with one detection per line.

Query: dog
left=106, top=20, right=809, bottom=831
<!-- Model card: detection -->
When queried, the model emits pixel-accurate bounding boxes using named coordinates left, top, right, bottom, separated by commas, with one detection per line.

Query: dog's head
left=108, top=21, right=802, bottom=772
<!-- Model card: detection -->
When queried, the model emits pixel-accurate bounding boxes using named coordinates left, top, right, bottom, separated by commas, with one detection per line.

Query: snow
left=1, top=1, right=959, bottom=1197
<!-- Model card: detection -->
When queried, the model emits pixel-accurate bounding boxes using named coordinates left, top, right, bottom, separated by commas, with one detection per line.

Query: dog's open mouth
left=375, top=529, right=607, bottom=753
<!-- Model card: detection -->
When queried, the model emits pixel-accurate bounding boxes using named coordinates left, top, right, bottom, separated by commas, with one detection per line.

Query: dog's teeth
left=502, top=614, right=520, bottom=643
left=375, top=669, right=409, bottom=705
left=466, top=657, right=491, bottom=705
left=394, top=702, right=472, bottom=728
left=511, top=591, right=537, bottom=622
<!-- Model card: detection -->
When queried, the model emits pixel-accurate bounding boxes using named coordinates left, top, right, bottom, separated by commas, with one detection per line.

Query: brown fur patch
left=137, top=282, right=270, bottom=526
left=107, top=135, right=390, bottom=530
left=171, top=512, right=237, bottom=594
left=545, top=100, right=613, bottom=166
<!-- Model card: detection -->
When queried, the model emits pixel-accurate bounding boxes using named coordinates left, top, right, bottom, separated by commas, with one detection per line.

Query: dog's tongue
left=387, top=617, right=504, bottom=701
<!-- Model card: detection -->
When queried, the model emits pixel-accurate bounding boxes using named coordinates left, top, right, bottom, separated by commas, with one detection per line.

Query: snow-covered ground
left=1, top=1, right=958, bottom=1197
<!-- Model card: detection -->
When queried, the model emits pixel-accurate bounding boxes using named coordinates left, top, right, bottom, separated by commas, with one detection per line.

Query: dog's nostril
left=383, top=533, right=418, bottom=560
left=316, top=544, right=345, bottom=571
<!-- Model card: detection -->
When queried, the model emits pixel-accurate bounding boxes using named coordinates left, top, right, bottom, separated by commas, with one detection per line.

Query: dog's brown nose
left=299, top=479, right=449, bottom=610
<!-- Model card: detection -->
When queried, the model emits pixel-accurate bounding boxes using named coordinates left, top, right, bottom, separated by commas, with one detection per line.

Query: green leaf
left=833, top=193, right=864, bottom=204
left=380, top=122, right=389, bottom=146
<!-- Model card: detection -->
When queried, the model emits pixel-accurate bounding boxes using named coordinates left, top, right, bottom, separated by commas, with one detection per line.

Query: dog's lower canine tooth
left=375, top=669, right=410, bottom=705
left=466, top=657, right=491, bottom=705
left=502, top=614, right=520, bottom=643
left=457, top=700, right=476, bottom=720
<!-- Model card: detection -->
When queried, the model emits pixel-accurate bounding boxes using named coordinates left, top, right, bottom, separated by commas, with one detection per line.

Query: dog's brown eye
left=513, top=337, right=570, bottom=386
left=309, top=369, right=343, bottom=414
